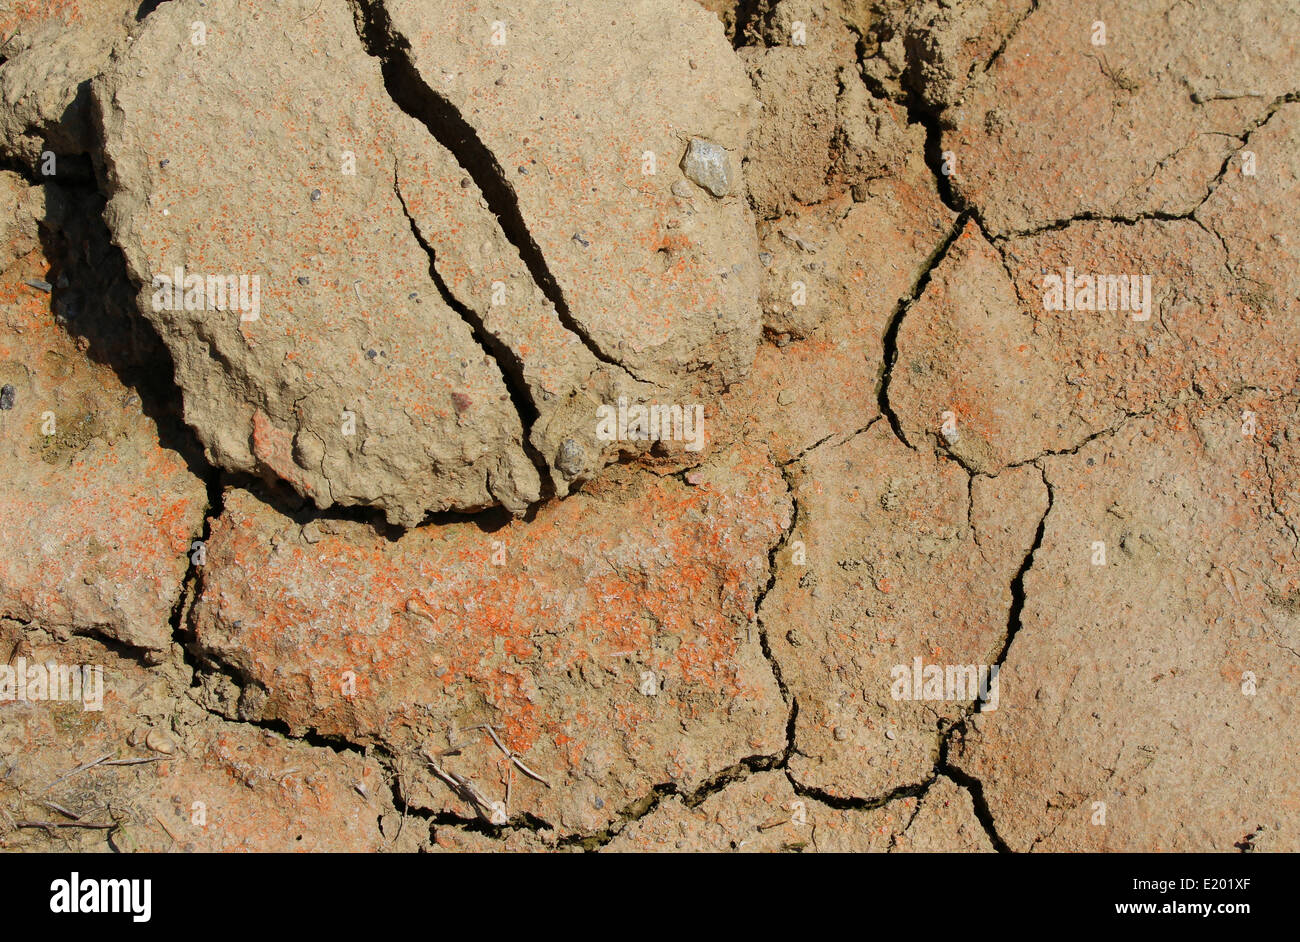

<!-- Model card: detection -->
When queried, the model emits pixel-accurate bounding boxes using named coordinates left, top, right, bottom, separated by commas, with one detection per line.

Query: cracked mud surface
left=1, top=0, right=1296, bottom=853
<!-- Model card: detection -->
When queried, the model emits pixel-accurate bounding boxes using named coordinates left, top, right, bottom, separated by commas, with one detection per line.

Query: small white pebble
left=145, top=728, right=176, bottom=755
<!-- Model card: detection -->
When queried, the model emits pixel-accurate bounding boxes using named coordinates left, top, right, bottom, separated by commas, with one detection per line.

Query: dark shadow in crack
left=135, top=1, right=168, bottom=21
left=731, top=0, right=771, bottom=48
left=36, top=183, right=215, bottom=489
left=392, top=172, right=554, bottom=498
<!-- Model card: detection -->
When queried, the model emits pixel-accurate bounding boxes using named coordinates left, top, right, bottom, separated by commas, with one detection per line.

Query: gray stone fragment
left=681, top=138, right=732, bottom=197
left=555, top=438, right=586, bottom=479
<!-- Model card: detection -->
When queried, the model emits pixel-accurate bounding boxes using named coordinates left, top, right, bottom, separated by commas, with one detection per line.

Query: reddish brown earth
left=1, top=0, right=1295, bottom=853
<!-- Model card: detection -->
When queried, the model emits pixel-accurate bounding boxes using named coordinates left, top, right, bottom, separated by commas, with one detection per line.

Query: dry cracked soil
left=0, top=0, right=1296, bottom=854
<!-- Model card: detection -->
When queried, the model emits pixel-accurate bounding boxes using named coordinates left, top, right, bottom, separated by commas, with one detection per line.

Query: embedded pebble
left=681, top=138, right=732, bottom=197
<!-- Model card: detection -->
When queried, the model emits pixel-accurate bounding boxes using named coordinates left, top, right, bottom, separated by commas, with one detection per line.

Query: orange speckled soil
left=0, top=0, right=1296, bottom=853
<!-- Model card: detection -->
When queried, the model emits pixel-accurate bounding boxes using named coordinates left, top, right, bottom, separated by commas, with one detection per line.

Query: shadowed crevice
left=391, top=171, right=553, bottom=496
left=349, top=0, right=653, bottom=387
left=877, top=212, right=967, bottom=450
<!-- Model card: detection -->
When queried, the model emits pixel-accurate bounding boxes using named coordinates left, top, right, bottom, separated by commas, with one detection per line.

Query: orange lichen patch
left=0, top=0, right=86, bottom=36
left=251, top=409, right=305, bottom=491
left=193, top=446, right=789, bottom=831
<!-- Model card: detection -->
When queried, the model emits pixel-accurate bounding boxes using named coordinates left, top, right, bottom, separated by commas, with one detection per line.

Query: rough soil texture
left=2, top=0, right=1296, bottom=853
left=93, top=0, right=759, bottom=525
left=0, top=0, right=139, bottom=173
left=0, top=622, right=407, bottom=851
left=951, top=397, right=1300, bottom=851
left=0, top=172, right=206, bottom=652
left=188, top=450, right=789, bottom=836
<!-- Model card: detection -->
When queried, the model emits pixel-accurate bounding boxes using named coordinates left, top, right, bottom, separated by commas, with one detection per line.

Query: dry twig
left=16, top=819, right=115, bottom=830
left=41, top=753, right=114, bottom=793
left=464, top=724, right=552, bottom=788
